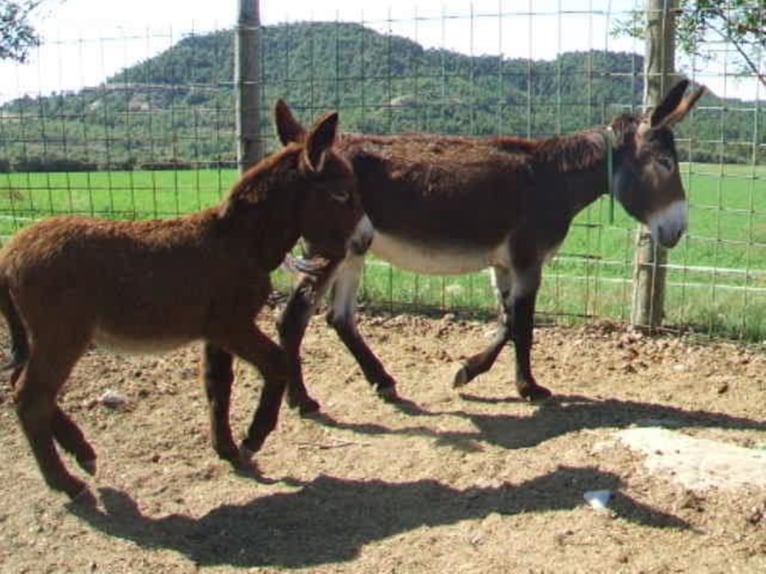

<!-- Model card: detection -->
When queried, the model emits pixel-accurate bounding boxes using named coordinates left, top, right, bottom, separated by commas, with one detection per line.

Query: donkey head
left=611, top=79, right=705, bottom=248
left=274, top=99, right=363, bottom=261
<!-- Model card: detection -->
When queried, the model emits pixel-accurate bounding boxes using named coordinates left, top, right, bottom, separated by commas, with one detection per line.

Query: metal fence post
left=236, top=0, right=263, bottom=172
left=631, top=0, right=678, bottom=330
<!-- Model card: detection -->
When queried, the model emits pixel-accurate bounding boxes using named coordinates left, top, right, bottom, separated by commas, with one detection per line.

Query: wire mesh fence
left=0, top=1, right=764, bottom=339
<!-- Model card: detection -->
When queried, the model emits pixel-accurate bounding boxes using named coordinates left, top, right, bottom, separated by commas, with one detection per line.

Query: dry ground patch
left=0, top=308, right=765, bottom=572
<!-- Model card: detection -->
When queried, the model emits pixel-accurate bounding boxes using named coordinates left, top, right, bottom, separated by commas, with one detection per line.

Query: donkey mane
left=222, top=144, right=302, bottom=209
left=492, top=112, right=652, bottom=175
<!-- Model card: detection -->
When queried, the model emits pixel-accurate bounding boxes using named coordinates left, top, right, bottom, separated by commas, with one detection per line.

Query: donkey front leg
left=201, top=343, right=241, bottom=464
left=508, top=264, right=551, bottom=401
left=211, top=323, right=289, bottom=458
left=326, top=254, right=398, bottom=402
left=278, top=265, right=338, bottom=415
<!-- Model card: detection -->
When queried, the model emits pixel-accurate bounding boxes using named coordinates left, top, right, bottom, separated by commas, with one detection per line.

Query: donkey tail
left=0, top=274, right=29, bottom=372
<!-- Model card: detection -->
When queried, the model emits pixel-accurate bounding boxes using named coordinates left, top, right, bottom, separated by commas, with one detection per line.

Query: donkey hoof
left=376, top=385, right=399, bottom=403
left=452, top=365, right=470, bottom=388
left=239, top=443, right=256, bottom=463
left=70, top=486, right=97, bottom=506
left=298, top=398, right=321, bottom=418
left=61, top=477, right=90, bottom=502
left=239, top=436, right=266, bottom=463
left=78, top=458, right=97, bottom=476
left=235, top=448, right=256, bottom=471
left=214, top=443, right=241, bottom=466
left=288, top=394, right=321, bottom=416
left=519, top=383, right=553, bottom=402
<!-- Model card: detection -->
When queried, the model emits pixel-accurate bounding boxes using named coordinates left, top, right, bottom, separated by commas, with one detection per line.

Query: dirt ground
left=1, top=305, right=765, bottom=573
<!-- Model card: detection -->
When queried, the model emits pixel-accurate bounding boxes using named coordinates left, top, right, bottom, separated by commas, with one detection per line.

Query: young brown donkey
left=0, top=101, right=364, bottom=499
left=275, top=79, right=705, bottom=415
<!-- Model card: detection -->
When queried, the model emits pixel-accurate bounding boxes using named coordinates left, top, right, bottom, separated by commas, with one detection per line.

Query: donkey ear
left=303, top=111, right=339, bottom=172
left=667, top=84, right=706, bottom=124
left=650, top=79, right=690, bottom=128
left=275, top=99, right=306, bottom=146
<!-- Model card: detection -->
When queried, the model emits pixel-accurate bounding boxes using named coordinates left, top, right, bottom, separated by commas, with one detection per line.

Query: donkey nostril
left=658, top=224, right=684, bottom=247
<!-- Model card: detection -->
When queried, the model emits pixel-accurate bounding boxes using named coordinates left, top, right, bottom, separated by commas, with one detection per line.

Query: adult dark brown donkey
left=275, top=79, right=704, bottom=416
left=0, top=101, right=364, bottom=499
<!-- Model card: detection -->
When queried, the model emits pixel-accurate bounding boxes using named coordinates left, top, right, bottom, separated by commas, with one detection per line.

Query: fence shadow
left=311, top=393, right=766, bottom=452
left=70, top=465, right=689, bottom=569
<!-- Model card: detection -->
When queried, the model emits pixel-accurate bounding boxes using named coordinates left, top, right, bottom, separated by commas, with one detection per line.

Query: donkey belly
left=91, top=299, right=208, bottom=354
left=92, top=326, right=195, bottom=354
left=370, top=231, right=509, bottom=275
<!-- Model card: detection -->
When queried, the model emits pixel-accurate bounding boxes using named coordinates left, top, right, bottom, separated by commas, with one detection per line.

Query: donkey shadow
left=71, top=465, right=689, bottom=569
left=312, top=393, right=766, bottom=452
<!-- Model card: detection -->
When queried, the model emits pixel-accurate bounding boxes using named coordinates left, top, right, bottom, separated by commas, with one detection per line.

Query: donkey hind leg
left=8, top=350, right=95, bottom=474
left=211, top=323, right=288, bottom=459
left=278, top=265, right=338, bottom=415
left=14, top=343, right=91, bottom=498
left=326, top=254, right=399, bottom=402
left=508, top=265, right=551, bottom=401
left=201, top=343, right=241, bottom=465
left=453, top=267, right=513, bottom=388
left=52, top=409, right=97, bottom=475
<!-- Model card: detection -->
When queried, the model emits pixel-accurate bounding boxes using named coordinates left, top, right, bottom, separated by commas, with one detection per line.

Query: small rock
left=747, top=502, right=765, bottom=525
left=554, top=530, right=572, bottom=546
left=717, top=382, right=729, bottom=395
left=678, top=490, right=706, bottom=512
left=180, top=368, right=197, bottom=381
left=622, top=348, right=639, bottom=361
left=99, top=390, right=128, bottom=409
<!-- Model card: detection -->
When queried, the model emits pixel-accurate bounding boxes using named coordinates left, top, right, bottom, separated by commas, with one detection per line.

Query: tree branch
left=709, top=22, right=766, bottom=89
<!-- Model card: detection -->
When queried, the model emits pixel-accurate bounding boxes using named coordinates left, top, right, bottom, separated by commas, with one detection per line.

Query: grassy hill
left=1, top=21, right=762, bottom=171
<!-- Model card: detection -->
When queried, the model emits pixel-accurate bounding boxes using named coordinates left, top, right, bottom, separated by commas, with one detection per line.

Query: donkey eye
left=656, top=156, right=675, bottom=175
left=330, top=188, right=350, bottom=203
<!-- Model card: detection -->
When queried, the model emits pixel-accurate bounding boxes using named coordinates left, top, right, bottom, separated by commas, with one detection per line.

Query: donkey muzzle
left=648, top=200, right=687, bottom=248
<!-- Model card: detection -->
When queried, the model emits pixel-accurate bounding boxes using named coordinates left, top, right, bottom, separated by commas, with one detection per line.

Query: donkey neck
left=532, top=128, right=615, bottom=217
left=217, top=171, right=302, bottom=273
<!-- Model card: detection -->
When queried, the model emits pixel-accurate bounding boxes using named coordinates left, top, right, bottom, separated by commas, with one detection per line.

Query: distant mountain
left=0, top=22, right=761, bottom=172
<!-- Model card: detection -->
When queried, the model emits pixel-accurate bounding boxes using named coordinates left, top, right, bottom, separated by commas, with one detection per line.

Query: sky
left=0, top=0, right=761, bottom=104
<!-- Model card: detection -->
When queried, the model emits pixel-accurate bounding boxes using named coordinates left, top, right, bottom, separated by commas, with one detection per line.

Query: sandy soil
left=1, top=306, right=765, bottom=573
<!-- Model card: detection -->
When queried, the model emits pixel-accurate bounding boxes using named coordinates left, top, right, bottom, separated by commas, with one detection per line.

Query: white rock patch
left=618, top=427, right=766, bottom=491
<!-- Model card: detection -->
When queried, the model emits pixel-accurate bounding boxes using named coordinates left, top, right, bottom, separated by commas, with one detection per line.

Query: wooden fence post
left=631, top=0, right=678, bottom=330
left=236, top=0, right=263, bottom=172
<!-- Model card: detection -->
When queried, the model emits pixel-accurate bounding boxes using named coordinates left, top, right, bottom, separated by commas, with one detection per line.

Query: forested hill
left=0, top=22, right=761, bottom=171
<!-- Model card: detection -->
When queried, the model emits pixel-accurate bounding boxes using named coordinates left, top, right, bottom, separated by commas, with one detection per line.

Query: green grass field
left=2, top=164, right=765, bottom=339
